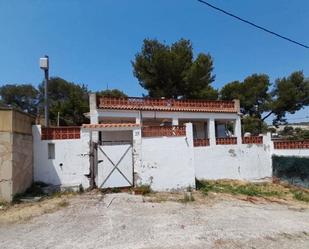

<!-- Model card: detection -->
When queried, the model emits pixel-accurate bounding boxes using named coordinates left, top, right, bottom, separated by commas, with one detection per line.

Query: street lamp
left=39, top=55, right=49, bottom=127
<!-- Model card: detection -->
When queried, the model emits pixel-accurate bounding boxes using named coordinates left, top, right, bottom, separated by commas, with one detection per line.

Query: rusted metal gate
left=97, top=142, right=133, bottom=188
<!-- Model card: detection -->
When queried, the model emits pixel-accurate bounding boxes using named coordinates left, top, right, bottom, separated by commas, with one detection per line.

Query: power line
left=197, top=0, right=309, bottom=49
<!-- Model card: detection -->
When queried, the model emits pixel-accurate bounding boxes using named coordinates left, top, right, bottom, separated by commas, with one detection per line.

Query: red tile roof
left=82, top=123, right=140, bottom=129
left=98, top=97, right=238, bottom=113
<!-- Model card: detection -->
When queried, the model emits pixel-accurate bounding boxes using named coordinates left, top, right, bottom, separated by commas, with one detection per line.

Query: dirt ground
left=0, top=191, right=308, bottom=249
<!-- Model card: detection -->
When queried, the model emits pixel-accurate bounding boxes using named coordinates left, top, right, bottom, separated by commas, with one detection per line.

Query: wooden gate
left=97, top=142, right=133, bottom=188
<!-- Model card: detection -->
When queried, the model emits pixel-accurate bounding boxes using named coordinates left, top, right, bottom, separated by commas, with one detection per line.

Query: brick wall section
left=242, top=136, right=263, bottom=144
left=41, top=127, right=81, bottom=140
left=193, top=139, right=210, bottom=147
left=142, top=126, right=186, bottom=137
left=216, top=137, right=237, bottom=145
left=274, top=140, right=309, bottom=149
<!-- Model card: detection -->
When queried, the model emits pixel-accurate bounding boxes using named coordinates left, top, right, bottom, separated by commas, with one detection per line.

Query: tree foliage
left=38, top=77, right=89, bottom=126
left=271, top=71, right=309, bottom=125
left=97, top=89, right=127, bottom=98
left=0, top=84, right=39, bottom=113
left=221, top=74, right=271, bottom=117
left=220, top=71, right=309, bottom=130
left=278, top=126, right=309, bottom=140
left=132, top=38, right=217, bottom=99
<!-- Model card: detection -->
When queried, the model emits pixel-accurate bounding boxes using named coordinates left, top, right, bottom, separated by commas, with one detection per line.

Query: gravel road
left=0, top=192, right=308, bottom=249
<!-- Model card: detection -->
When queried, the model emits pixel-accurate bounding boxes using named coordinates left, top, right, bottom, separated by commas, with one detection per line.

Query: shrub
left=134, top=185, right=152, bottom=195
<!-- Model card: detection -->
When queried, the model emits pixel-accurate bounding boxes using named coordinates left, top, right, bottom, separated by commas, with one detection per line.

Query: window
left=48, top=143, right=55, bottom=159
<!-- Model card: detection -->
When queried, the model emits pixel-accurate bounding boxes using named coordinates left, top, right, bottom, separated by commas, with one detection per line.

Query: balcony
left=142, top=126, right=186, bottom=137
left=216, top=137, right=237, bottom=145
left=98, top=97, right=237, bottom=113
left=242, top=136, right=263, bottom=144
left=193, top=138, right=210, bottom=147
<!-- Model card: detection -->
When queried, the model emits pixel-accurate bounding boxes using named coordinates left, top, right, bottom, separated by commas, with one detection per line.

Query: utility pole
left=40, top=55, right=49, bottom=127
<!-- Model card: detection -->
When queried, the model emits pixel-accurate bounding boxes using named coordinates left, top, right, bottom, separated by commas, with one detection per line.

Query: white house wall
left=136, top=124, right=195, bottom=191
left=32, top=125, right=90, bottom=188
left=98, top=109, right=240, bottom=121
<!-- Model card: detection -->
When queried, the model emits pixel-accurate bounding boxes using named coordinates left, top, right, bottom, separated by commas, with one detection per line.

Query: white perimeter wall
left=272, top=149, right=309, bottom=157
left=194, top=142, right=272, bottom=181
left=137, top=126, right=195, bottom=191
left=33, top=125, right=90, bottom=188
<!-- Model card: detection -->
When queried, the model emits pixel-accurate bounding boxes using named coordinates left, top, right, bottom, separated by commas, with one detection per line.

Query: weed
left=197, top=180, right=282, bottom=198
left=186, top=185, right=193, bottom=192
left=181, top=192, right=195, bottom=203
left=134, top=185, right=152, bottom=195
left=292, top=191, right=309, bottom=203
left=111, top=187, right=121, bottom=193
left=0, top=201, right=9, bottom=209
left=57, top=200, right=69, bottom=208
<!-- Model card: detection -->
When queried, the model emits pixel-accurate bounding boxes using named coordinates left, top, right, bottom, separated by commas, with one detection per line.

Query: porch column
left=208, top=118, right=216, bottom=146
left=172, top=117, right=179, bottom=126
left=136, top=111, right=141, bottom=125
left=234, top=116, right=242, bottom=144
left=89, top=93, right=99, bottom=141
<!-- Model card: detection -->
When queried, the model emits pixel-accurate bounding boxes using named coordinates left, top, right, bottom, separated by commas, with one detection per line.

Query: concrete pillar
left=136, top=111, right=141, bottom=125
left=233, top=99, right=241, bottom=113
left=234, top=116, right=242, bottom=144
left=89, top=93, right=99, bottom=141
left=208, top=118, right=216, bottom=146
left=172, top=117, right=179, bottom=126
left=185, top=122, right=193, bottom=147
left=89, top=93, right=99, bottom=125
left=132, top=128, right=142, bottom=187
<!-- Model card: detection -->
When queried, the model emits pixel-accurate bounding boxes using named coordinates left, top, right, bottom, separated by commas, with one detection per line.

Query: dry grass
left=197, top=180, right=309, bottom=203
left=145, top=180, right=309, bottom=207
left=0, top=194, right=75, bottom=224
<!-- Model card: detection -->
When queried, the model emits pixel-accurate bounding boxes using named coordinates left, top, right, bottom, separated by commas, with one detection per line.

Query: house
left=32, top=94, right=309, bottom=192
left=88, top=94, right=243, bottom=146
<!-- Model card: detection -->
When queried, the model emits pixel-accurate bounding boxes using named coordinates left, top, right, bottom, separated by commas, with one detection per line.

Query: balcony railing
left=98, top=97, right=236, bottom=112
left=216, top=137, right=237, bottom=145
left=41, top=127, right=81, bottom=140
left=273, top=140, right=309, bottom=149
left=193, top=138, right=210, bottom=147
left=142, top=126, right=186, bottom=137
left=242, top=136, right=263, bottom=144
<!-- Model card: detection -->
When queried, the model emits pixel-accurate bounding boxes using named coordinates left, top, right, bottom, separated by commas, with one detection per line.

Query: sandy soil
left=0, top=192, right=308, bottom=249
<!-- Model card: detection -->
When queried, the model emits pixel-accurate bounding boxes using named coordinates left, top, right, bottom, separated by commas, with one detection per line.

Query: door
left=97, top=142, right=133, bottom=188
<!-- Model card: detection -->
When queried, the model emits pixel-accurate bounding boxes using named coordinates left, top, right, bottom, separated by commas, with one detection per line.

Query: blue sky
left=0, top=0, right=308, bottom=122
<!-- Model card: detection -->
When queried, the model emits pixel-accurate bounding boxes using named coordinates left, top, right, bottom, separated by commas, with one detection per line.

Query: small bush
left=181, top=192, right=195, bottom=203
left=134, top=185, right=152, bottom=195
left=111, top=187, right=121, bottom=193
left=292, top=190, right=309, bottom=203
left=57, top=200, right=69, bottom=207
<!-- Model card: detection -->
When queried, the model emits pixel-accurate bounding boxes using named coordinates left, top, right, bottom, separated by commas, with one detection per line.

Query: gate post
left=89, top=131, right=98, bottom=189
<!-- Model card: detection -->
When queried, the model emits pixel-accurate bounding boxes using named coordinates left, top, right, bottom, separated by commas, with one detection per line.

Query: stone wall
left=0, top=132, right=13, bottom=202
left=12, top=133, right=33, bottom=195
left=0, top=108, right=34, bottom=202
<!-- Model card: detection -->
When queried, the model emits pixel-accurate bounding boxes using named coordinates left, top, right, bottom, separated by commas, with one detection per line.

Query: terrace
left=90, top=94, right=242, bottom=146
left=97, top=96, right=239, bottom=113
